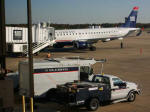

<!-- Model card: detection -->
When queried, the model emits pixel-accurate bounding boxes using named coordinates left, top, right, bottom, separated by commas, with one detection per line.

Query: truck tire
left=87, top=98, right=99, bottom=111
left=128, top=92, right=136, bottom=102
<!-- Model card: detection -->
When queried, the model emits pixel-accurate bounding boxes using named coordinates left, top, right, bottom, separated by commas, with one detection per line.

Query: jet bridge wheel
left=86, top=98, right=99, bottom=111
left=89, top=46, right=96, bottom=51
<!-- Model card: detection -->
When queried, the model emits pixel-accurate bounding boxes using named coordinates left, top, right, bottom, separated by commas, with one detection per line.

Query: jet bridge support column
left=0, top=0, right=6, bottom=79
left=0, top=0, right=14, bottom=111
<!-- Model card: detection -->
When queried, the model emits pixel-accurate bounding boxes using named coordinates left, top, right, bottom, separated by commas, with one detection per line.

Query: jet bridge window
left=49, top=33, right=53, bottom=36
left=13, top=30, right=22, bottom=40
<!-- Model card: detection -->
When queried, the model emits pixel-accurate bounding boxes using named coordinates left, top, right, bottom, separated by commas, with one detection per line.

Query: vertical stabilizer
left=121, top=6, right=139, bottom=28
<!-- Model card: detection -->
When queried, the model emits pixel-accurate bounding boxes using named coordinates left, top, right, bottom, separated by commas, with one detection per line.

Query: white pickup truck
left=51, top=74, right=141, bottom=111
left=90, top=74, right=140, bottom=102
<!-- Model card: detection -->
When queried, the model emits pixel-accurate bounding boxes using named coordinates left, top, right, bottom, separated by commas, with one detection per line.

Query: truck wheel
left=87, top=98, right=99, bottom=111
left=128, top=92, right=136, bottom=102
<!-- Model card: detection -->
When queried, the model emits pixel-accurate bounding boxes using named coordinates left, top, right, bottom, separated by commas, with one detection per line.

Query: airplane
left=53, top=6, right=142, bottom=51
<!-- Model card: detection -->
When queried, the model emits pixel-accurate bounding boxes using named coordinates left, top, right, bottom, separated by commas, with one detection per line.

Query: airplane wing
left=124, top=28, right=142, bottom=37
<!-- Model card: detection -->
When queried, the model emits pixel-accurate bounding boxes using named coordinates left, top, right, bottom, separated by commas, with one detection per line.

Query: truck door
left=111, top=78, right=128, bottom=100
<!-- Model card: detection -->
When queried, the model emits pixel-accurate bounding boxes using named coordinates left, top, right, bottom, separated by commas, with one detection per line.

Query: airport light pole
left=0, top=0, right=6, bottom=79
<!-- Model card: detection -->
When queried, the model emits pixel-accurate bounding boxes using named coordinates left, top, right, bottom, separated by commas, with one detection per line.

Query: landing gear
left=53, top=44, right=64, bottom=48
left=89, top=46, right=96, bottom=51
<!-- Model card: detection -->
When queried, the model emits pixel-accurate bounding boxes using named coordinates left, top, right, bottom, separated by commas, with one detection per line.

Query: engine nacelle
left=74, top=41, right=88, bottom=49
left=118, top=38, right=123, bottom=40
left=102, top=38, right=110, bottom=42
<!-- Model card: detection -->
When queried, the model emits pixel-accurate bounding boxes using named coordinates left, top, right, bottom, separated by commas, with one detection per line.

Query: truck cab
left=91, top=74, right=140, bottom=102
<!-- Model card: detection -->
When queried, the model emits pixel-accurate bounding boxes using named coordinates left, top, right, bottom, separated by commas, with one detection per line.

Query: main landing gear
left=89, top=46, right=96, bottom=51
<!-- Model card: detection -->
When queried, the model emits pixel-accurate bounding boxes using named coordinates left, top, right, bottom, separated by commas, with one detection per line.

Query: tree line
left=6, top=23, right=150, bottom=29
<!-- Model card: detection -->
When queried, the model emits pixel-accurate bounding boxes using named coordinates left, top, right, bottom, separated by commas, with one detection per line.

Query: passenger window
left=13, top=30, right=22, bottom=40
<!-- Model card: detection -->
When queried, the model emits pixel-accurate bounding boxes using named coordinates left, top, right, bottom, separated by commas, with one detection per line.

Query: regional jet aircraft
left=54, top=7, right=141, bottom=51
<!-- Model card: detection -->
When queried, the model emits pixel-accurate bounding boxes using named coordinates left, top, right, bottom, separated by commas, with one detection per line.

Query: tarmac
left=6, top=31, right=150, bottom=112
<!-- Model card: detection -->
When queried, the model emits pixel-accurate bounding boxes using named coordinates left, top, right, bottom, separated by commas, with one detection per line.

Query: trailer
left=6, top=23, right=55, bottom=54
left=19, top=57, right=106, bottom=97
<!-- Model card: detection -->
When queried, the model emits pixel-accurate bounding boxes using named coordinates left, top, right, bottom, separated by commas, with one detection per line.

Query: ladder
left=23, top=39, right=55, bottom=55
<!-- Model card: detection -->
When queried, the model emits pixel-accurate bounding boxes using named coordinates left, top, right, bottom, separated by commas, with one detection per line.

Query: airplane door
left=48, top=28, right=55, bottom=41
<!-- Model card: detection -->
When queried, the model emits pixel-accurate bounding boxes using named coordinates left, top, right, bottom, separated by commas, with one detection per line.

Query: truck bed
left=50, top=81, right=111, bottom=106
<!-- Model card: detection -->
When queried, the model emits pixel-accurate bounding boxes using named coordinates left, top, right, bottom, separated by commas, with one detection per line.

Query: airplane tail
left=121, top=6, right=139, bottom=28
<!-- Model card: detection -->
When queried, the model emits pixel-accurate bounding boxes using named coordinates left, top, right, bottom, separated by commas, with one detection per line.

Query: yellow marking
left=30, top=97, right=34, bottom=112
left=99, top=87, right=103, bottom=91
left=22, top=96, right=26, bottom=112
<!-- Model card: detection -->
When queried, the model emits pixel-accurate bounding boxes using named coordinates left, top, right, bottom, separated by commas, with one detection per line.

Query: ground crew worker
left=47, top=53, right=51, bottom=58
left=121, top=42, right=123, bottom=48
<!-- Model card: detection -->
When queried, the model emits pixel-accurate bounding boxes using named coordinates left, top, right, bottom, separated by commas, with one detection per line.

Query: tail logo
left=130, top=16, right=135, bottom=21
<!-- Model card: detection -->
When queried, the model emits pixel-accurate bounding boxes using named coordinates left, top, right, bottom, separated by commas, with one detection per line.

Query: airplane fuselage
left=55, top=27, right=139, bottom=43
left=53, top=6, right=140, bottom=50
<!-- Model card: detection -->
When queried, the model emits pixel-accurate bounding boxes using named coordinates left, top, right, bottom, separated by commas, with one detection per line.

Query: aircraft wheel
left=89, top=46, right=96, bottom=51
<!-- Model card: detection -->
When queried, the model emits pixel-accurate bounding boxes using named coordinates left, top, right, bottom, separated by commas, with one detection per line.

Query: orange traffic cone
left=47, top=53, right=51, bottom=58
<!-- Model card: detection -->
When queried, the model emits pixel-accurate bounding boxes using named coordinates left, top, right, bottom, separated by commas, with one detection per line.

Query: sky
left=5, top=0, right=150, bottom=24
